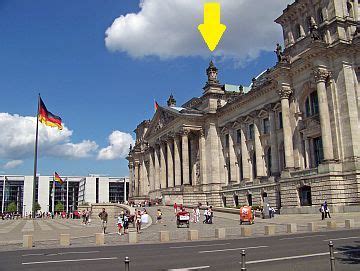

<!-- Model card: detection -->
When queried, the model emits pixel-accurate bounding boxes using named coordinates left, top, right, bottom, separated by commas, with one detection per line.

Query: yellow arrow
left=198, top=3, right=227, bottom=52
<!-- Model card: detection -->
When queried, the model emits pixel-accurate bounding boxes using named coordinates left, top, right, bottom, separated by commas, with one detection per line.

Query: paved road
left=1, top=229, right=359, bottom=271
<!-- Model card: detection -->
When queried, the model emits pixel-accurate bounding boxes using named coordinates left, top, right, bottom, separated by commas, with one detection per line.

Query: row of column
left=133, top=130, right=206, bottom=195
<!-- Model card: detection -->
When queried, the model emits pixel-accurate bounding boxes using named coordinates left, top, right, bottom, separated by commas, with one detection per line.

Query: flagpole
left=66, top=179, right=69, bottom=214
left=52, top=175, right=55, bottom=214
left=1, top=175, right=5, bottom=213
left=32, top=94, right=40, bottom=218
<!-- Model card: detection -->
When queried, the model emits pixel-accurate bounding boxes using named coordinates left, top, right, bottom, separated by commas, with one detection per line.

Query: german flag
left=38, top=97, right=63, bottom=130
left=154, top=101, right=159, bottom=111
left=54, top=172, right=64, bottom=185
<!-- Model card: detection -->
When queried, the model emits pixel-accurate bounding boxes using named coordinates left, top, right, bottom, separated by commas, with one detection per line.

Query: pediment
left=144, top=108, right=178, bottom=139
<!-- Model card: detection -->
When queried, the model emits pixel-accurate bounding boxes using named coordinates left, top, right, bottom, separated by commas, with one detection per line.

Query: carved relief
left=313, top=68, right=330, bottom=83
left=278, top=87, right=292, bottom=99
left=154, top=111, right=175, bottom=132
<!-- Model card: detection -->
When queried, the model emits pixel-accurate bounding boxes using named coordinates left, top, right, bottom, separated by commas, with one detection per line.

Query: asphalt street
left=0, top=229, right=359, bottom=271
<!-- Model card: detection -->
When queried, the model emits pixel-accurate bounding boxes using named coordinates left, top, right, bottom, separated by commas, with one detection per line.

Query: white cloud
left=97, top=131, right=134, bottom=160
left=3, top=160, right=23, bottom=169
left=105, top=0, right=291, bottom=61
left=0, top=113, right=98, bottom=160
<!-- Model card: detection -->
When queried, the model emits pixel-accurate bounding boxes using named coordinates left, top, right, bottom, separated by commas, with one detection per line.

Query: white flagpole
left=52, top=175, right=55, bottom=214
left=66, top=179, right=69, bottom=213
left=1, top=176, right=5, bottom=213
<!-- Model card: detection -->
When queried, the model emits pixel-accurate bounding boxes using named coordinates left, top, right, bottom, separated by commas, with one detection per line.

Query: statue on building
left=275, top=43, right=288, bottom=63
left=217, top=98, right=222, bottom=108
left=206, top=60, right=220, bottom=84
left=129, top=144, right=132, bottom=151
left=309, top=20, right=321, bottom=41
left=167, top=94, right=176, bottom=107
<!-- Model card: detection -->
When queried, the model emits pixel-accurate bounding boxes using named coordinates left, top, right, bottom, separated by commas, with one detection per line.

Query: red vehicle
left=176, top=210, right=190, bottom=228
left=239, top=206, right=254, bottom=225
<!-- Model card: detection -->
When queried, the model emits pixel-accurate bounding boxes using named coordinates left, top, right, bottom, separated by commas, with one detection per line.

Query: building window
left=266, top=147, right=272, bottom=176
left=252, top=152, right=257, bottom=179
left=233, top=194, right=239, bottom=207
left=314, top=137, right=324, bottom=166
left=109, top=182, right=125, bottom=203
left=305, top=91, right=319, bottom=117
left=299, top=186, right=312, bottom=206
left=236, top=129, right=241, bottom=144
left=247, top=194, right=253, bottom=206
left=225, top=134, right=229, bottom=148
left=295, top=24, right=302, bottom=39
left=249, top=124, right=254, bottom=140
left=318, top=8, right=324, bottom=24
left=278, top=112, right=283, bottom=129
left=263, top=118, right=270, bottom=134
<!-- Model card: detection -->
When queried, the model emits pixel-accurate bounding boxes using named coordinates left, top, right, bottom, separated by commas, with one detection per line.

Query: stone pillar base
left=60, top=234, right=70, bottom=246
left=265, top=225, right=276, bottom=235
left=286, top=224, right=297, bottom=233
left=241, top=227, right=252, bottom=237
left=188, top=230, right=199, bottom=241
left=327, top=221, right=337, bottom=229
left=128, top=232, right=138, bottom=243
left=307, top=222, right=316, bottom=232
left=345, top=219, right=354, bottom=229
left=159, top=231, right=170, bottom=242
left=23, top=235, right=33, bottom=248
left=215, top=228, right=226, bottom=239
left=95, top=233, right=104, bottom=245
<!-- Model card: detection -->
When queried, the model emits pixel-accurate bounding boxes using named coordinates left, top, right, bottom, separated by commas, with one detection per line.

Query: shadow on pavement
left=336, top=240, right=360, bottom=265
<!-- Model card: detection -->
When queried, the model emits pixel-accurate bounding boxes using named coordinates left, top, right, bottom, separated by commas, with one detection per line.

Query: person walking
left=320, top=204, right=325, bottom=220
left=174, top=203, right=178, bottom=214
left=192, top=207, right=197, bottom=223
left=195, top=206, right=200, bottom=223
left=324, top=201, right=331, bottom=218
left=98, top=208, right=108, bottom=234
left=136, top=210, right=142, bottom=233
left=117, top=213, right=123, bottom=235
left=203, top=208, right=209, bottom=224
left=208, top=206, right=214, bottom=224
left=156, top=209, right=163, bottom=224
left=123, top=212, right=129, bottom=234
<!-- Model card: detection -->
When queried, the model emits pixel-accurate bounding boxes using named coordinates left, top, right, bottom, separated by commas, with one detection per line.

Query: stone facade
left=127, top=0, right=360, bottom=213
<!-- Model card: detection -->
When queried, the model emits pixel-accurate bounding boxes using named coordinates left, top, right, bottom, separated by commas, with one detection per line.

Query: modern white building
left=0, top=175, right=129, bottom=215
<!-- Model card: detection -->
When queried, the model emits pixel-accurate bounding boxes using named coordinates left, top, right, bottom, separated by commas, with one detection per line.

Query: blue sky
left=0, top=0, right=288, bottom=176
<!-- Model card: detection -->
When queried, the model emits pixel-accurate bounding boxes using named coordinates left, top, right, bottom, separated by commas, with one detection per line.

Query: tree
left=34, top=202, right=41, bottom=213
left=55, top=202, right=64, bottom=212
left=6, top=202, right=17, bottom=213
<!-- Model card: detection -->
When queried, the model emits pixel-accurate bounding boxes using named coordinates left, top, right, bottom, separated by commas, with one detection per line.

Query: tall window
left=278, top=112, right=283, bottom=129
left=252, top=152, right=257, bottom=179
left=263, top=118, right=270, bottom=134
left=249, top=124, right=254, bottom=140
left=295, top=24, right=302, bottom=39
left=266, top=147, right=272, bottom=176
left=236, top=129, right=241, bottom=144
left=305, top=91, right=319, bottom=117
left=318, top=8, right=324, bottom=24
left=225, top=134, right=229, bottom=148
left=314, top=137, right=324, bottom=166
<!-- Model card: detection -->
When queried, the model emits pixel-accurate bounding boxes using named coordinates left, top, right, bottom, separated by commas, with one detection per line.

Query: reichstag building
left=127, top=0, right=360, bottom=213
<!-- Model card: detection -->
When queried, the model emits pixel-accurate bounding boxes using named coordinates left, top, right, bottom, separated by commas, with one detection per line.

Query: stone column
left=133, top=161, right=139, bottom=196
left=269, top=110, right=279, bottom=175
left=229, top=129, right=238, bottom=183
left=174, top=136, right=182, bottom=186
left=279, top=86, right=294, bottom=169
left=128, top=162, right=134, bottom=198
left=304, top=137, right=311, bottom=169
left=314, top=68, right=334, bottom=161
left=181, top=130, right=190, bottom=185
left=154, top=146, right=160, bottom=190
left=148, top=150, right=154, bottom=192
left=167, top=138, right=174, bottom=188
left=160, top=142, right=167, bottom=189
left=190, top=136, right=196, bottom=186
left=206, top=123, right=220, bottom=184
left=254, top=119, right=265, bottom=177
left=240, top=124, right=250, bottom=181
left=309, top=138, right=316, bottom=168
left=199, top=129, right=207, bottom=185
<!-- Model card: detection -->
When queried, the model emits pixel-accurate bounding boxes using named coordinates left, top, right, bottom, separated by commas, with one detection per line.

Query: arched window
left=347, top=1, right=353, bottom=17
left=318, top=8, right=324, bottom=24
left=299, top=186, right=312, bottom=206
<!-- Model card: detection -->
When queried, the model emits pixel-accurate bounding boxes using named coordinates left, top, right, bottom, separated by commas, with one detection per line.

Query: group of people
left=320, top=201, right=331, bottom=220
left=173, top=203, right=213, bottom=224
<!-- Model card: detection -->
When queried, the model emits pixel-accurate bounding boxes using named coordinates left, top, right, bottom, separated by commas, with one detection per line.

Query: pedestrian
left=117, top=213, right=123, bottom=235
left=98, top=208, right=108, bottom=234
left=203, top=209, right=209, bottom=224
left=156, top=209, right=163, bottom=224
left=209, top=206, right=214, bottom=224
left=192, top=207, right=197, bottom=223
left=320, top=204, right=325, bottom=220
left=136, top=210, right=142, bottom=233
left=324, top=201, right=331, bottom=218
left=174, top=202, right=178, bottom=214
left=196, top=206, right=200, bottom=223
left=123, top=212, right=129, bottom=234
